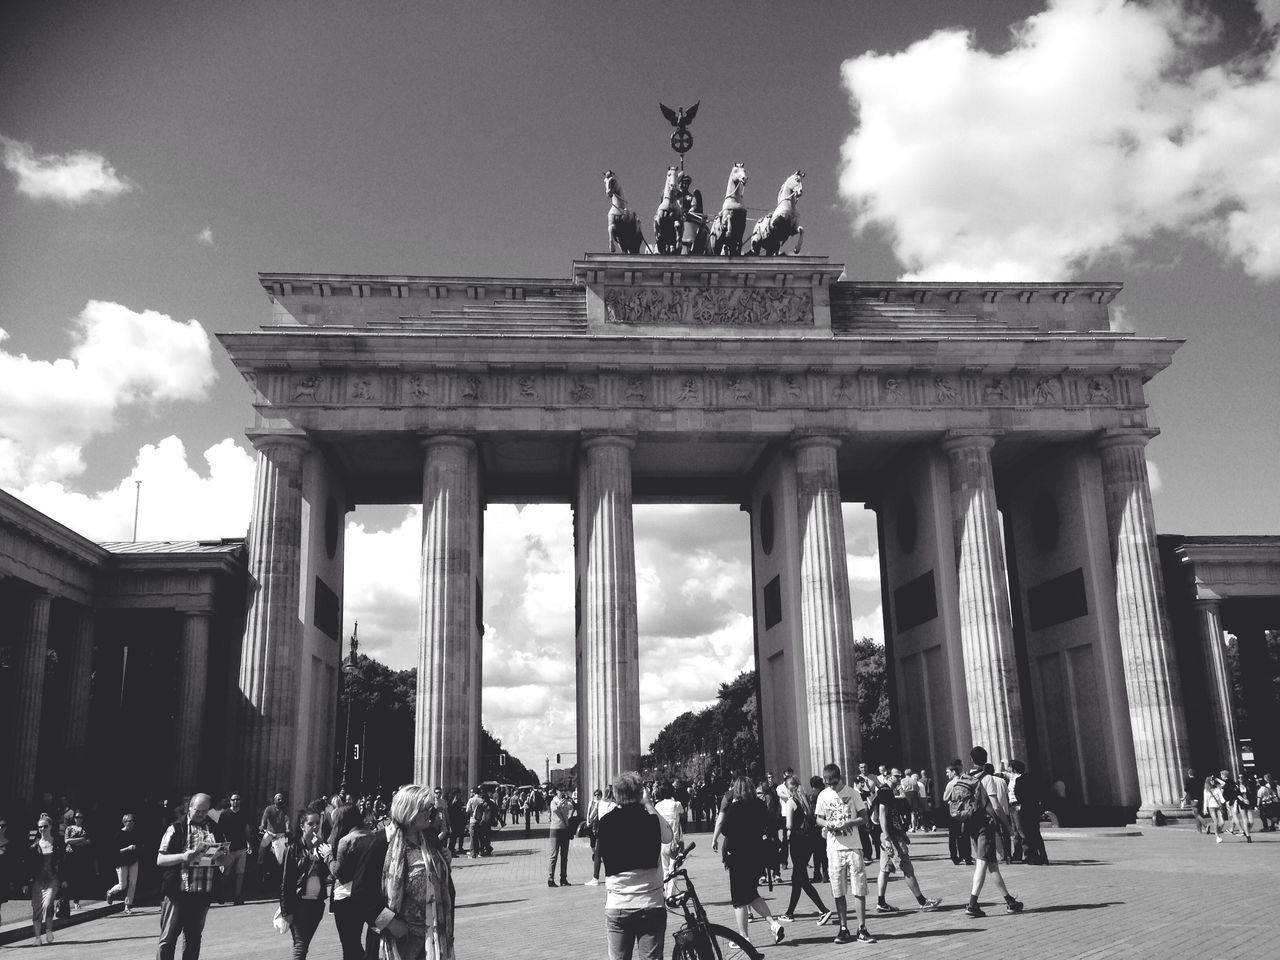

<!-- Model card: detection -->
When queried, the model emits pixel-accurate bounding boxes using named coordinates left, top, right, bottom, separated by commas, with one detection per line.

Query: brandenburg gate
left=219, top=253, right=1188, bottom=820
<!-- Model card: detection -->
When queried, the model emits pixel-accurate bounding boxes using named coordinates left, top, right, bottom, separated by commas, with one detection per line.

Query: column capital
left=788, top=434, right=841, bottom=454
left=580, top=434, right=636, bottom=453
left=247, top=431, right=310, bottom=459
left=1095, top=427, right=1160, bottom=452
left=940, top=430, right=1001, bottom=453
left=419, top=434, right=476, bottom=453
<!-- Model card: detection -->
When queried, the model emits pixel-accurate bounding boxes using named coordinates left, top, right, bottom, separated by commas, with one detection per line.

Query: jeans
left=548, top=827, right=571, bottom=881
left=108, top=862, right=140, bottom=906
left=156, top=894, right=211, bottom=960
left=289, top=898, right=325, bottom=960
left=332, top=899, right=367, bottom=960
left=605, top=906, right=666, bottom=960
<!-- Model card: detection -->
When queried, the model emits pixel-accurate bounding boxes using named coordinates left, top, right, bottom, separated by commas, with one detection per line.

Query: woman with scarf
left=354, top=784, right=454, bottom=960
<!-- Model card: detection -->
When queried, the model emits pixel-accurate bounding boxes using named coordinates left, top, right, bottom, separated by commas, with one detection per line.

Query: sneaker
left=777, top=914, right=794, bottom=922
left=123, top=908, right=133, bottom=916
left=965, top=904, right=986, bottom=918
left=46, top=931, right=54, bottom=944
left=772, top=922, right=786, bottom=944
left=856, top=927, right=877, bottom=943
left=1004, top=898, right=1024, bottom=914
left=919, top=898, right=942, bottom=911
left=584, top=878, right=601, bottom=886
left=834, top=927, right=854, bottom=944
left=1216, top=836, right=1223, bottom=844
left=106, top=890, right=114, bottom=906
left=876, top=902, right=899, bottom=913
left=817, top=910, right=834, bottom=926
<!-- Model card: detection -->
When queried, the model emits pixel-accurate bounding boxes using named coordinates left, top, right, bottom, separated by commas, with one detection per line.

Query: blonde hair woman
left=379, top=785, right=455, bottom=960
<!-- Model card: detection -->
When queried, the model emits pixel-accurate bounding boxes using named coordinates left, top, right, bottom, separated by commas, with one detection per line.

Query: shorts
left=826, top=844, right=867, bottom=899
left=880, top=835, right=914, bottom=878
left=971, top=822, right=1000, bottom=865
left=727, top=865, right=761, bottom=908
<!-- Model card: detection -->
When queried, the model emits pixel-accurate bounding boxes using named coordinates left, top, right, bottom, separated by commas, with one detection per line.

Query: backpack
left=947, top=774, right=981, bottom=823
left=475, top=801, right=494, bottom=827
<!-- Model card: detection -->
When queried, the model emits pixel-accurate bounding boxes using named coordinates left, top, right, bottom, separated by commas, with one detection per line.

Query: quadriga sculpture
left=603, top=170, right=647, bottom=254
left=653, top=165, right=683, bottom=255
left=747, top=170, right=804, bottom=256
left=708, top=163, right=748, bottom=256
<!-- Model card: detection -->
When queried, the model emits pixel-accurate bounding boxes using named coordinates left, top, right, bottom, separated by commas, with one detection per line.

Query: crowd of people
left=1182, top=768, right=1278, bottom=841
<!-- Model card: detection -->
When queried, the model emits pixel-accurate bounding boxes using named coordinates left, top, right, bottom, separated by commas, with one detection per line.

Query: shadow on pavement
left=457, top=899, right=528, bottom=910
left=1024, top=901, right=1122, bottom=913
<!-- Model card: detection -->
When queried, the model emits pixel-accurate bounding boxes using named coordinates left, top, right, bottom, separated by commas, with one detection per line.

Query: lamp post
left=340, top=623, right=359, bottom=791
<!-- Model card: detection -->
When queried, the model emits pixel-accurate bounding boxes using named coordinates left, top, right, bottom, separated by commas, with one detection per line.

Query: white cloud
left=9, top=436, right=254, bottom=542
left=0, top=302, right=217, bottom=486
left=196, top=225, right=216, bottom=247
left=1147, top=458, right=1163, bottom=495
left=1, top=135, right=133, bottom=205
left=839, top=0, right=1280, bottom=280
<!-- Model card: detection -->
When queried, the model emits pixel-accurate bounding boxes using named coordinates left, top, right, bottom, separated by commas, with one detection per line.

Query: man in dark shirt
left=871, top=771, right=942, bottom=914
left=218, top=794, right=253, bottom=904
left=596, top=773, right=673, bottom=960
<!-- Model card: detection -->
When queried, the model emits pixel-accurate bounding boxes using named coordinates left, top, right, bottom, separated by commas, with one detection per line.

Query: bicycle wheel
left=703, top=922, right=764, bottom=960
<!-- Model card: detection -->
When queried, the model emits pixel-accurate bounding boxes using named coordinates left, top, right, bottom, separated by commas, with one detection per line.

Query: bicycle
left=664, top=842, right=764, bottom=960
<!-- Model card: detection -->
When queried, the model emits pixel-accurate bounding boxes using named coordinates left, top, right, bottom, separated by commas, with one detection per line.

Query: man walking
left=871, top=770, right=942, bottom=914
left=547, top=785, right=576, bottom=887
left=951, top=747, right=1024, bottom=918
left=218, top=794, right=252, bottom=904
left=258, top=792, right=288, bottom=891
left=156, top=793, right=228, bottom=960
left=815, top=763, right=876, bottom=944
left=944, top=761, right=974, bottom=865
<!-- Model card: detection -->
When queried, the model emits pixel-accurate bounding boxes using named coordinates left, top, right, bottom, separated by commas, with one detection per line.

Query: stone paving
left=3, top=823, right=1275, bottom=958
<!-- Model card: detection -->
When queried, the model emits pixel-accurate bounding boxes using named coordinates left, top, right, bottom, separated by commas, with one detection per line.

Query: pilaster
left=791, top=436, right=862, bottom=775
left=415, top=436, right=482, bottom=793
left=1192, top=599, right=1238, bottom=777
left=942, top=432, right=1026, bottom=764
left=576, top=436, right=641, bottom=803
left=8, top=589, right=52, bottom=808
left=238, top=433, right=308, bottom=805
left=176, top=611, right=213, bottom=793
left=60, top=606, right=96, bottom=794
left=1097, top=429, right=1188, bottom=815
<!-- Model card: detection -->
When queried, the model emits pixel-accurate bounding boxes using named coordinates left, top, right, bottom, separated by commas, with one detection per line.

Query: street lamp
left=340, top=623, right=359, bottom=791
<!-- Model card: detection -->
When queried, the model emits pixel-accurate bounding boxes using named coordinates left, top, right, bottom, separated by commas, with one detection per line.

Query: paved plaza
left=3, top=823, right=1275, bottom=958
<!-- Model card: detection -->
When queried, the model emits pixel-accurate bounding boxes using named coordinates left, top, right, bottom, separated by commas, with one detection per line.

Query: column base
left=1137, top=805, right=1196, bottom=826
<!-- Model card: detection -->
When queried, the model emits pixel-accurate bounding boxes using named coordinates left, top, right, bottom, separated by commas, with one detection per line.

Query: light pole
left=340, top=623, right=359, bottom=791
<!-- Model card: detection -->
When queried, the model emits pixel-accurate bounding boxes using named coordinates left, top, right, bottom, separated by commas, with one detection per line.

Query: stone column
left=175, top=611, right=213, bottom=793
left=1192, top=599, right=1238, bottom=777
left=1097, top=429, right=1188, bottom=815
left=415, top=437, right=481, bottom=794
left=60, top=606, right=96, bottom=794
left=1233, top=616, right=1280, bottom=777
left=8, top=589, right=52, bottom=808
left=791, top=437, right=862, bottom=776
left=238, top=434, right=308, bottom=805
left=942, top=433, right=1026, bottom=764
left=576, top=436, right=641, bottom=803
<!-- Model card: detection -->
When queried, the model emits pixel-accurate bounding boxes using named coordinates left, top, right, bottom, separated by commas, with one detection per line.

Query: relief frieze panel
left=603, top=286, right=814, bottom=326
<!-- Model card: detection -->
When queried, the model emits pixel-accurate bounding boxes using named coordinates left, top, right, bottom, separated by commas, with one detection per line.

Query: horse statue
left=708, top=163, right=748, bottom=256
left=677, top=173, right=708, bottom=255
left=653, top=165, right=683, bottom=255
left=747, top=170, right=804, bottom=256
left=603, top=170, right=647, bottom=254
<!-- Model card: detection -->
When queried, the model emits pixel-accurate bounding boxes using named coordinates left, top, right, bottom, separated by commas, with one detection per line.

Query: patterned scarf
left=381, top=823, right=455, bottom=960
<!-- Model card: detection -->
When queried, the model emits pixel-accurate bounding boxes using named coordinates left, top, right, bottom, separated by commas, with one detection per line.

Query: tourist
left=585, top=787, right=618, bottom=886
left=652, top=782, right=684, bottom=898
left=105, top=812, right=141, bottom=913
left=547, top=784, right=575, bottom=887
left=778, top=773, right=831, bottom=925
left=260, top=791, right=290, bottom=889
left=1256, top=774, right=1279, bottom=831
left=595, top=771, right=672, bottom=960
left=28, top=814, right=64, bottom=945
left=156, top=792, right=229, bottom=960
left=0, top=812, right=10, bottom=929
left=374, top=784, right=456, bottom=960
left=218, top=793, right=253, bottom=904
left=1182, top=767, right=1207, bottom=833
left=954, top=747, right=1024, bottom=918
left=944, top=761, right=974, bottom=865
left=1221, top=769, right=1252, bottom=842
left=852, top=762, right=879, bottom=861
left=1009, top=760, right=1049, bottom=864
left=871, top=770, right=942, bottom=914
left=815, top=763, right=875, bottom=944
left=329, top=803, right=376, bottom=960
left=446, top=790, right=466, bottom=856
left=61, top=810, right=92, bottom=910
left=279, top=803, right=332, bottom=960
left=1203, top=771, right=1228, bottom=841
left=714, top=776, right=786, bottom=945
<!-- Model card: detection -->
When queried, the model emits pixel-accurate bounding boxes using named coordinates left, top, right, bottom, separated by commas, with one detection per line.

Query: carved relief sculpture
left=676, top=378, right=699, bottom=403
left=461, top=376, right=482, bottom=402
left=1087, top=377, right=1112, bottom=403
left=605, top=286, right=812, bottom=326
left=517, top=375, right=540, bottom=401
left=294, top=375, right=323, bottom=401
left=571, top=377, right=595, bottom=402
left=351, top=378, right=374, bottom=401
left=624, top=376, right=647, bottom=401
left=934, top=377, right=958, bottom=403
left=1034, top=376, right=1059, bottom=404
left=727, top=376, right=753, bottom=402
left=883, top=377, right=905, bottom=403
left=407, top=375, right=431, bottom=401
left=985, top=378, right=1009, bottom=401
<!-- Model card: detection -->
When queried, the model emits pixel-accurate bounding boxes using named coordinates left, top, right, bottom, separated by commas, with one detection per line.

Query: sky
left=2, top=0, right=1278, bottom=771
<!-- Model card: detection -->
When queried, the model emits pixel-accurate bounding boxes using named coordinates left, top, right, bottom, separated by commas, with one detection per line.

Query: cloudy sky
left=2, top=0, right=1277, bottom=769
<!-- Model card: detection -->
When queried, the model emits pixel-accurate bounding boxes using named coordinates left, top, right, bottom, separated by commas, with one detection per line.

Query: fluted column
left=1192, top=600, right=1238, bottom=777
left=792, top=436, right=862, bottom=776
left=942, top=433, right=1026, bottom=764
left=577, top=436, right=641, bottom=803
left=175, top=611, right=213, bottom=793
left=60, top=606, right=96, bottom=794
left=1097, top=429, right=1188, bottom=814
left=7, top=589, right=51, bottom=808
left=238, top=434, right=308, bottom=805
left=416, top=436, right=481, bottom=794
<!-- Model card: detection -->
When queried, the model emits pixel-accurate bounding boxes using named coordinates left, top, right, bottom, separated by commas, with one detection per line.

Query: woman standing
left=329, top=804, right=375, bottom=960
left=279, top=804, right=333, bottom=960
left=713, top=777, right=785, bottom=945
left=378, top=784, right=455, bottom=960
left=105, top=813, right=141, bottom=913
left=28, top=815, right=64, bottom=945
left=779, top=775, right=831, bottom=923
left=1203, top=772, right=1228, bottom=842
left=62, top=811, right=92, bottom=910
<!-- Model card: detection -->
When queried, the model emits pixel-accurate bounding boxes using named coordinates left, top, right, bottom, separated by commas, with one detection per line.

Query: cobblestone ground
left=4, top=824, right=1276, bottom=958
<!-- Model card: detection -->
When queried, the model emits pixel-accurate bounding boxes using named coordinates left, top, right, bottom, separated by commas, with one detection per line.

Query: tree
left=853, top=639, right=898, bottom=766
